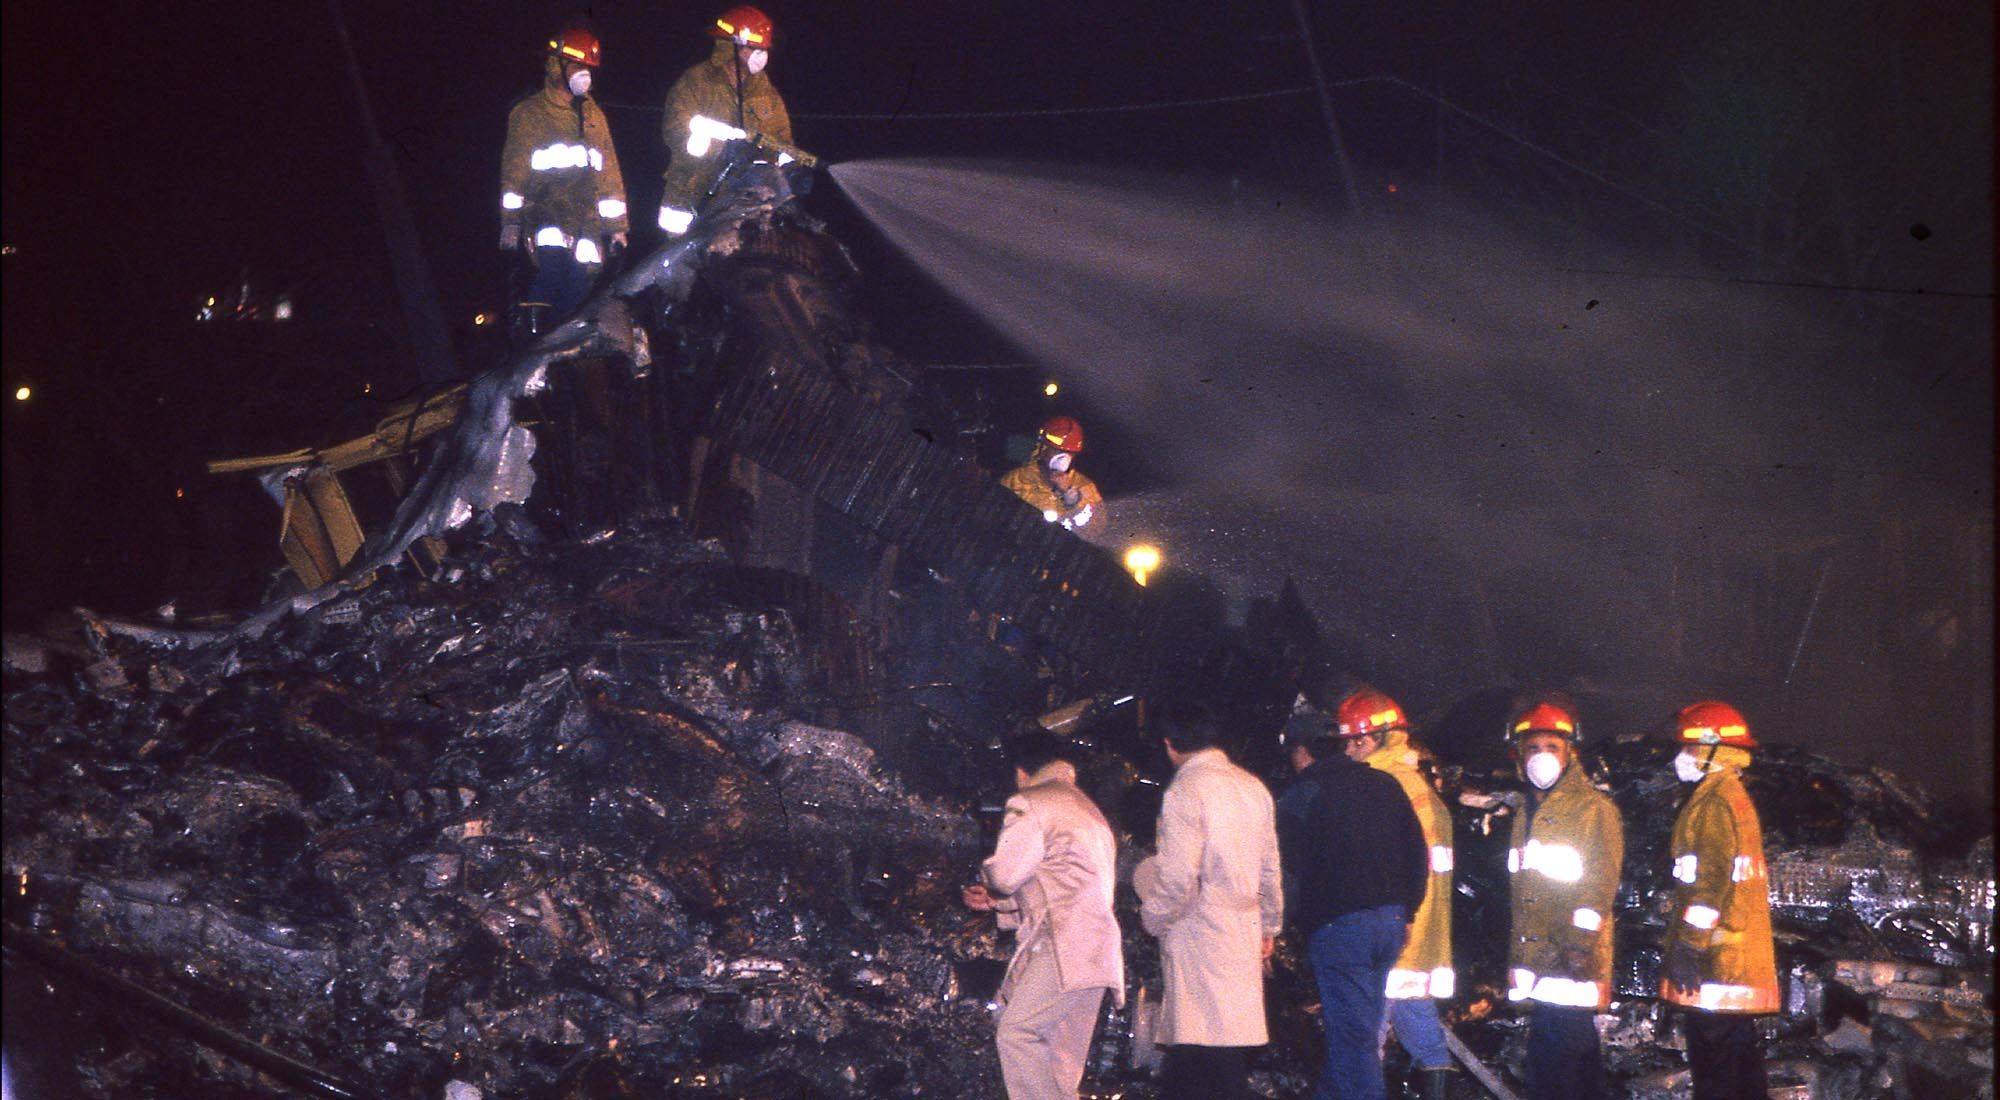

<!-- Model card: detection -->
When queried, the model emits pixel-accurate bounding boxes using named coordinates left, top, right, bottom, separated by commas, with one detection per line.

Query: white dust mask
left=744, top=49, right=769, bottom=75
left=1524, top=751, right=1564, bottom=790
left=567, top=69, right=593, bottom=97
left=1674, top=750, right=1708, bottom=783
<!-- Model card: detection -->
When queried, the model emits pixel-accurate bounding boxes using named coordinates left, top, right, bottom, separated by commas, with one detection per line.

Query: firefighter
left=657, top=5, right=794, bottom=236
left=1661, top=700, right=1779, bottom=1100
left=498, top=19, right=629, bottom=337
left=1335, top=688, right=1457, bottom=1100
left=1504, top=699, right=1622, bottom=1100
left=1001, top=416, right=1103, bottom=532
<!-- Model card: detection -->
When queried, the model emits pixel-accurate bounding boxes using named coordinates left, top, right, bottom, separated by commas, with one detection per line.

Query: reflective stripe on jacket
left=1506, top=762, right=1621, bottom=1010
left=1000, top=463, right=1102, bottom=527
left=1661, top=765, right=1780, bottom=1013
left=499, top=62, right=628, bottom=250
left=659, top=40, right=793, bottom=214
left=1365, top=732, right=1454, bottom=999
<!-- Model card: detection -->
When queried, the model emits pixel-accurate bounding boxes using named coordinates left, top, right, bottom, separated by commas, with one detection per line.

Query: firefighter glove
left=1664, top=939, right=1703, bottom=996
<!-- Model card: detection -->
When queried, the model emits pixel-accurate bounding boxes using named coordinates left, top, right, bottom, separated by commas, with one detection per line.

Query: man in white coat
left=1134, top=702, right=1284, bottom=1100
left=964, top=731, right=1125, bottom=1100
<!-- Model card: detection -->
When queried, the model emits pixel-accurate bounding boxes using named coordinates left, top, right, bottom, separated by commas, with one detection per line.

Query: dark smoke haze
left=833, top=159, right=1993, bottom=818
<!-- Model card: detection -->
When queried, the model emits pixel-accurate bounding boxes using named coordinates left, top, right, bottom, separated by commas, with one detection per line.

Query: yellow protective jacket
left=1365, top=732, right=1454, bottom=999
left=1507, top=761, right=1622, bottom=1010
left=500, top=60, right=628, bottom=254
left=1001, top=463, right=1103, bottom=529
left=1661, top=760, right=1780, bottom=1013
left=659, top=41, right=794, bottom=216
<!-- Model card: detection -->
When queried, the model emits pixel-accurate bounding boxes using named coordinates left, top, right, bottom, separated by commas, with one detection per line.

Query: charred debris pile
left=6, top=524, right=1994, bottom=1100
left=4, top=520, right=1029, bottom=1098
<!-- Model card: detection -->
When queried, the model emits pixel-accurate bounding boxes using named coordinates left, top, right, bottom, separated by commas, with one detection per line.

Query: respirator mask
left=1523, top=751, right=1564, bottom=790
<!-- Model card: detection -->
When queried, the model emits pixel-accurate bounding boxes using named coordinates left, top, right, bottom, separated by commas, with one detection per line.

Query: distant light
left=1, top=244, right=16, bottom=255
left=1123, top=544, right=1161, bottom=586
left=174, top=487, right=186, bottom=499
left=362, top=382, right=373, bottom=395
left=474, top=313, right=492, bottom=326
left=12, top=386, right=29, bottom=402
left=1043, top=381, right=1059, bottom=397
left=1386, top=183, right=1399, bottom=193
left=274, top=297, right=294, bottom=321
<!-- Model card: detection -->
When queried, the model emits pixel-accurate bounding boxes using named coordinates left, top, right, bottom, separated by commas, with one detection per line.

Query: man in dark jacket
left=1277, top=701, right=1428, bottom=1100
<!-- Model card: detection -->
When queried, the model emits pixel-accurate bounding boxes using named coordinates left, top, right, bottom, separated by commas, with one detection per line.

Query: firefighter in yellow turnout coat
left=657, top=6, right=794, bottom=236
left=1505, top=701, right=1621, bottom=1100
left=1661, top=701, right=1778, bottom=1100
left=1337, top=689, right=1457, bottom=1099
left=1002, top=415, right=1102, bottom=532
left=499, top=21, right=628, bottom=329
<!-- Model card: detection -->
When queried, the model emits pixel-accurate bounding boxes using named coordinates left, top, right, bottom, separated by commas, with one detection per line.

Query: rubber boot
left=1418, top=1066, right=1456, bottom=1100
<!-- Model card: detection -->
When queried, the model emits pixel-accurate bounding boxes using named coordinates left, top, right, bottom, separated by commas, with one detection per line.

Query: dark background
left=2, top=2, right=1991, bottom=815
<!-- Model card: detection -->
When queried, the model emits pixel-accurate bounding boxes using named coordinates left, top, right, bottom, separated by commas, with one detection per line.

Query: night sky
left=3, top=3, right=1992, bottom=810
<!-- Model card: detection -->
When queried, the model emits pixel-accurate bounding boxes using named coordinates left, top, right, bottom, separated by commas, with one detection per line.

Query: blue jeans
left=1383, top=997, right=1452, bottom=1071
left=1308, top=906, right=1408, bottom=1100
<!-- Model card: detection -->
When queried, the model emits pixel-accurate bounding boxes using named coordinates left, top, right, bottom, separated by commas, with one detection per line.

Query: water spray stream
left=821, top=156, right=1990, bottom=802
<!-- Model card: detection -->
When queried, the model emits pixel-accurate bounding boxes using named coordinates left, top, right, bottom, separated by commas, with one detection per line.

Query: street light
left=13, top=386, right=29, bottom=402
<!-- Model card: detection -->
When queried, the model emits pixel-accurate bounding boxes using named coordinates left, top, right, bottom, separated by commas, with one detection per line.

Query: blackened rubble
left=8, top=537, right=1992, bottom=1100
left=5, top=173, right=1993, bottom=1099
left=5, top=523, right=1020, bottom=1098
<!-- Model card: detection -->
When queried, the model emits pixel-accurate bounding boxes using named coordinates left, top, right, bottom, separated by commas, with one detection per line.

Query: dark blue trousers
left=1526, top=1004, right=1606, bottom=1100
left=524, top=244, right=598, bottom=319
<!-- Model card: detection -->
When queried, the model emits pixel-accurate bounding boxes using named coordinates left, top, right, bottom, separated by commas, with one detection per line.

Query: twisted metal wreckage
left=3, top=164, right=1993, bottom=1099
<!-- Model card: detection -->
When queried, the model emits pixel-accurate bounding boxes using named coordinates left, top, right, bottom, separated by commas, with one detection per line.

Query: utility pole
left=1287, top=0, right=1363, bottom=217
left=328, top=0, right=458, bottom=384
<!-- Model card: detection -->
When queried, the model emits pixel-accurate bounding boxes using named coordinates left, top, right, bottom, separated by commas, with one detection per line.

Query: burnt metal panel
left=706, top=353, right=1154, bottom=681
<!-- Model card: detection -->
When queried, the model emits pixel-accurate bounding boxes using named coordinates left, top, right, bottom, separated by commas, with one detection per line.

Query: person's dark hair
left=1301, top=734, right=1344, bottom=762
left=1158, top=701, right=1221, bottom=753
left=1007, top=729, right=1075, bottom=777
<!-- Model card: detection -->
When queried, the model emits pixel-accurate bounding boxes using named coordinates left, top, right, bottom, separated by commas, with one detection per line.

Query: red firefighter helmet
left=1508, top=700, right=1579, bottom=744
left=1040, top=415, right=1084, bottom=454
left=1335, top=687, right=1407, bottom=740
left=712, top=5, right=775, bottom=48
left=549, top=20, right=603, bottom=67
left=1674, top=700, right=1757, bottom=748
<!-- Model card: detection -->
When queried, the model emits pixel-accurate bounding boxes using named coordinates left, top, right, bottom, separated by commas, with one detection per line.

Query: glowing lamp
left=1123, top=544, right=1161, bottom=586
